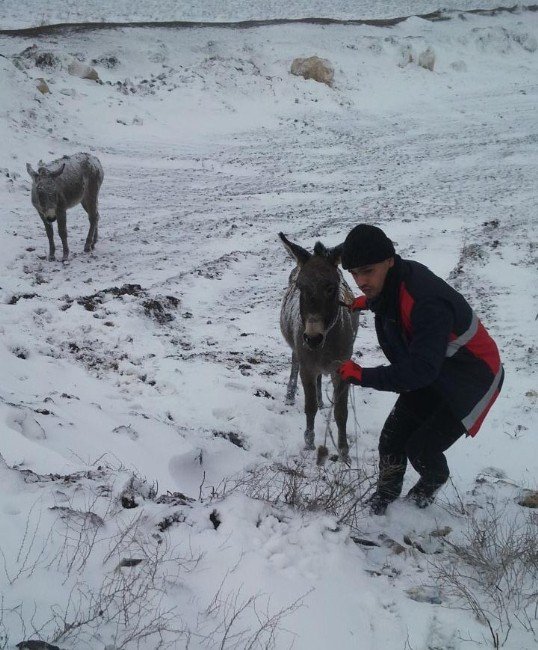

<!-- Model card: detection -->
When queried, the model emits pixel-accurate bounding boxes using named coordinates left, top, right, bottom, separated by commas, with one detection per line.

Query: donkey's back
left=42, top=153, right=103, bottom=208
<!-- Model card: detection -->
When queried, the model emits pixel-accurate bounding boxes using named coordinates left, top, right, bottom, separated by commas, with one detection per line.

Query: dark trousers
left=377, top=387, right=466, bottom=500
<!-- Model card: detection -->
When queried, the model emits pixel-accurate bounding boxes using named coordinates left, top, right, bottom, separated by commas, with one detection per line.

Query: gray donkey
left=279, top=233, right=360, bottom=460
left=26, top=152, right=104, bottom=261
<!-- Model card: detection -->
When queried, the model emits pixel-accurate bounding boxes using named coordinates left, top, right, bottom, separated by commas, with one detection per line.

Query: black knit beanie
left=341, top=224, right=395, bottom=270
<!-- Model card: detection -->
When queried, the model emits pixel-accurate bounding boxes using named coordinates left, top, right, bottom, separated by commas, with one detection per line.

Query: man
left=337, top=224, right=503, bottom=514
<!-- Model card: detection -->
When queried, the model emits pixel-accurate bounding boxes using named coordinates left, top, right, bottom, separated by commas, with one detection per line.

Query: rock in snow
left=67, top=60, right=99, bottom=81
left=290, top=56, right=334, bottom=86
left=418, top=46, right=436, bottom=71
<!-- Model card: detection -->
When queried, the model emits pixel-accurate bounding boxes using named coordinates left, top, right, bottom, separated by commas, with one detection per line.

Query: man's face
left=349, top=257, right=394, bottom=299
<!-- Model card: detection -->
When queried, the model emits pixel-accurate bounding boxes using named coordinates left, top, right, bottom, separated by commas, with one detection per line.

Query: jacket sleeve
left=361, top=298, right=454, bottom=392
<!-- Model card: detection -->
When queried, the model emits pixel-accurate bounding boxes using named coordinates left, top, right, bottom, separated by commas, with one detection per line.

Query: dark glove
left=338, top=360, right=363, bottom=385
left=349, top=295, right=368, bottom=311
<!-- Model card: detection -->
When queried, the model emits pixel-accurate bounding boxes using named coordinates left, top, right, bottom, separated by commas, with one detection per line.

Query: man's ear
left=26, top=163, right=38, bottom=181
left=278, top=232, right=311, bottom=267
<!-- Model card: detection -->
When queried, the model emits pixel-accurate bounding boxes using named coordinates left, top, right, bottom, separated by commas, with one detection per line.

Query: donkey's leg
left=56, top=211, right=69, bottom=261
left=92, top=180, right=103, bottom=246
left=92, top=190, right=101, bottom=245
left=332, top=374, right=350, bottom=461
left=285, top=352, right=299, bottom=406
left=316, top=374, right=324, bottom=408
left=92, top=208, right=99, bottom=245
left=300, top=368, right=317, bottom=450
left=41, top=216, right=55, bottom=261
left=82, top=193, right=99, bottom=252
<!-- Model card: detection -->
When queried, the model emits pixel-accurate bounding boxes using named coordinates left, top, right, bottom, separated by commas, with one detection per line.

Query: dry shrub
left=213, top=455, right=376, bottom=532
left=430, top=502, right=538, bottom=648
left=195, top=575, right=308, bottom=649
left=0, top=460, right=306, bottom=650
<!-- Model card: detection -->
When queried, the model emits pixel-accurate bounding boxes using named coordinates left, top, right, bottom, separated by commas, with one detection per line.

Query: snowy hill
left=0, top=5, right=537, bottom=649
left=0, top=1, right=521, bottom=29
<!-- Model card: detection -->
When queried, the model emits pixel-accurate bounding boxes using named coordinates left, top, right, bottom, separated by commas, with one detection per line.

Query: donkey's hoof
left=285, top=397, right=295, bottom=406
left=48, top=255, right=55, bottom=262
left=84, top=245, right=91, bottom=253
left=303, top=431, right=315, bottom=450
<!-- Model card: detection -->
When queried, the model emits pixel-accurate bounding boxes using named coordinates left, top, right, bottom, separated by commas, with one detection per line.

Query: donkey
left=26, top=152, right=104, bottom=262
left=279, top=233, right=360, bottom=459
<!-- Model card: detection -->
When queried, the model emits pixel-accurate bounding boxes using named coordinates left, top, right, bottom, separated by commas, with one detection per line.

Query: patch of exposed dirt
left=213, top=430, right=246, bottom=448
left=64, top=283, right=180, bottom=323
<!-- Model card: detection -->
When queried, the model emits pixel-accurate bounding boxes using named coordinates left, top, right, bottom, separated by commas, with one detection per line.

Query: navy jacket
left=361, top=256, right=503, bottom=436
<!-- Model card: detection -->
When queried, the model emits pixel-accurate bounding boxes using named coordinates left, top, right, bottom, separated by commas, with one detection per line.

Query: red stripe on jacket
left=399, top=283, right=414, bottom=339
left=464, top=321, right=502, bottom=375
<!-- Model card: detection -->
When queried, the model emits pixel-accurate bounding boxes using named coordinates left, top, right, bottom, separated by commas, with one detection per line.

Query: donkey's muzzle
left=303, top=332, right=324, bottom=350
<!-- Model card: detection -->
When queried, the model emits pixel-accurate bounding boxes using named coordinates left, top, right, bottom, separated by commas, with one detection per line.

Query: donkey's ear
left=313, top=241, right=328, bottom=257
left=50, top=163, right=65, bottom=178
left=26, top=163, right=38, bottom=180
left=278, top=232, right=311, bottom=267
left=328, top=243, right=343, bottom=267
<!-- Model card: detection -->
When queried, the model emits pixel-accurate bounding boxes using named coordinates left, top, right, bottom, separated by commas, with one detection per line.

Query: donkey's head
left=26, top=162, right=66, bottom=222
left=279, top=232, right=343, bottom=351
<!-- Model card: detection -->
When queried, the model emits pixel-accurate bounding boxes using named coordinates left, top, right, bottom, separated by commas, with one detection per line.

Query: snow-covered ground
left=0, top=5, right=537, bottom=650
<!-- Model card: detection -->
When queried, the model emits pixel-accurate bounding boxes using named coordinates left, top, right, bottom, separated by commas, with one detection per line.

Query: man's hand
left=338, top=360, right=363, bottom=385
left=349, top=295, right=368, bottom=311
